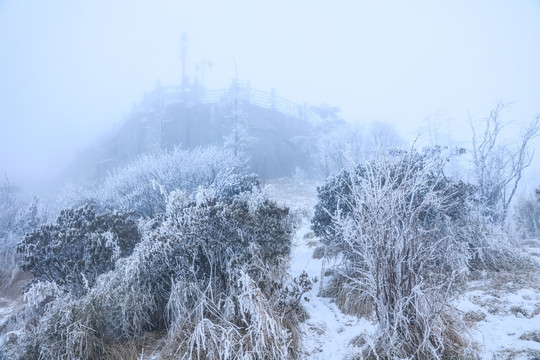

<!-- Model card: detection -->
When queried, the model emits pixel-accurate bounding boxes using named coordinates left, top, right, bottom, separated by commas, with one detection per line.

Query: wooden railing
left=133, top=83, right=309, bottom=120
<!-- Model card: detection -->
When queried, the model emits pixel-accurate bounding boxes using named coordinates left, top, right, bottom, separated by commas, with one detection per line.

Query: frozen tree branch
left=469, top=101, right=539, bottom=223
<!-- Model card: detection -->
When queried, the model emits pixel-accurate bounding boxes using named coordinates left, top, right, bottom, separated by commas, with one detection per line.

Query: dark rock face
left=71, top=97, right=316, bottom=183
left=160, top=102, right=314, bottom=178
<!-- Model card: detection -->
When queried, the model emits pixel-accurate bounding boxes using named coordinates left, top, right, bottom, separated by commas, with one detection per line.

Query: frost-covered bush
left=0, top=178, right=19, bottom=268
left=312, top=148, right=476, bottom=254
left=462, top=214, right=526, bottom=271
left=313, top=150, right=474, bottom=359
left=0, top=176, right=19, bottom=240
left=514, top=188, right=540, bottom=239
left=153, top=188, right=300, bottom=358
left=0, top=178, right=20, bottom=294
left=95, top=146, right=247, bottom=217
left=0, top=177, right=45, bottom=294
left=17, top=204, right=140, bottom=295
left=5, top=186, right=304, bottom=360
left=312, top=147, right=531, bottom=358
left=213, top=173, right=260, bottom=200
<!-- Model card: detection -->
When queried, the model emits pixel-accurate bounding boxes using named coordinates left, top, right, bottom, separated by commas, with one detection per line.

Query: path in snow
left=290, top=219, right=374, bottom=359
left=269, top=178, right=375, bottom=359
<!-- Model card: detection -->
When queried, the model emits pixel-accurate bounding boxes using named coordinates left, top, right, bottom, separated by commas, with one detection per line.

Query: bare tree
left=469, top=101, right=539, bottom=223
left=309, top=120, right=404, bottom=177
left=0, top=174, right=20, bottom=238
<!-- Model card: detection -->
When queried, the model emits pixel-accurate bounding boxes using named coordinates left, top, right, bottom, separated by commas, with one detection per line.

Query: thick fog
left=1, top=0, right=540, bottom=190
left=3, top=3, right=540, bottom=357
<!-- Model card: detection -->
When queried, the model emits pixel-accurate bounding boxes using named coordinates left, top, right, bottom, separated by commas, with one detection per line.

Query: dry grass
left=102, top=331, right=165, bottom=360
left=467, top=269, right=540, bottom=295
left=0, top=268, right=32, bottom=300
left=355, top=303, right=472, bottom=360
left=320, top=275, right=374, bottom=319
left=519, top=330, right=540, bottom=343
left=158, top=268, right=300, bottom=360
left=312, top=245, right=325, bottom=259
left=495, top=348, right=540, bottom=360
left=306, top=240, right=320, bottom=249
left=0, top=256, right=31, bottom=338
left=463, top=310, right=487, bottom=324
left=0, top=251, right=19, bottom=294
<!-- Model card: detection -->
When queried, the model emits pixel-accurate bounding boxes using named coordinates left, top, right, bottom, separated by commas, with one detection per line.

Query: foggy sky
left=1, top=0, right=539, bottom=189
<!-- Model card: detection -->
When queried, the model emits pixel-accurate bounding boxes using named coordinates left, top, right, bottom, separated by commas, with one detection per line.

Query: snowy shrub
left=20, top=198, right=45, bottom=233
left=213, top=173, right=260, bottom=200
left=314, top=150, right=473, bottom=359
left=462, top=214, right=529, bottom=271
left=0, top=176, right=19, bottom=240
left=0, top=177, right=44, bottom=294
left=312, top=148, right=476, bottom=254
left=155, top=188, right=303, bottom=358
left=95, top=145, right=247, bottom=217
left=17, top=204, right=140, bottom=296
left=162, top=263, right=301, bottom=360
left=5, top=186, right=304, bottom=360
left=0, top=177, right=21, bottom=277
left=514, top=188, right=540, bottom=239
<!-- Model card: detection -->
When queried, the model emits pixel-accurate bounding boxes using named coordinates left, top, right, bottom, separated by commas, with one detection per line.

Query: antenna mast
left=180, top=33, right=188, bottom=96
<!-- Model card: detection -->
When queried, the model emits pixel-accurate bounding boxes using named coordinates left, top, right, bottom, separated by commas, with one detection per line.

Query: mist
left=4, top=2, right=540, bottom=358
left=1, top=0, right=540, bottom=190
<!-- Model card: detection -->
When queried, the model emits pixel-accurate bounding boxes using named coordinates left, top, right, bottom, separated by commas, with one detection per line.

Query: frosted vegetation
left=1, top=147, right=312, bottom=359
left=1, top=107, right=540, bottom=359
left=312, top=148, right=529, bottom=358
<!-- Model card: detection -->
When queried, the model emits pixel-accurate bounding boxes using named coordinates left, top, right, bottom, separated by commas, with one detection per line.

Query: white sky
left=1, top=0, right=539, bottom=187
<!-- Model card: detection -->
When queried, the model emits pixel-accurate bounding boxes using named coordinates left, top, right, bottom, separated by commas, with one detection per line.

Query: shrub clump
left=0, top=177, right=44, bottom=294
left=312, top=149, right=476, bottom=359
left=514, top=187, right=540, bottom=240
left=94, top=146, right=247, bottom=217
left=17, top=205, right=140, bottom=296
left=313, top=147, right=523, bottom=272
left=5, top=186, right=306, bottom=360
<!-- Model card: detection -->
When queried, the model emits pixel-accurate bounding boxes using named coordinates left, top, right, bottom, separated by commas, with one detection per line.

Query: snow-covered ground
left=454, top=252, right=540, bottom=360
left=456, top=286, right=540, bottom=359
left=270, top=178, right=540, bottom=360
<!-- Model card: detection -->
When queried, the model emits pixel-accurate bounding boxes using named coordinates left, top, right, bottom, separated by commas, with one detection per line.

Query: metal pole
left=180, top=33, right=188, bottom=97
left=233, top=57, right=239, bottom=156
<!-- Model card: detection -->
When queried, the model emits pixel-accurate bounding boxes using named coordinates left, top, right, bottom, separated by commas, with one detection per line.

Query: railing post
left=246, top=81, right=251, bottom=104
